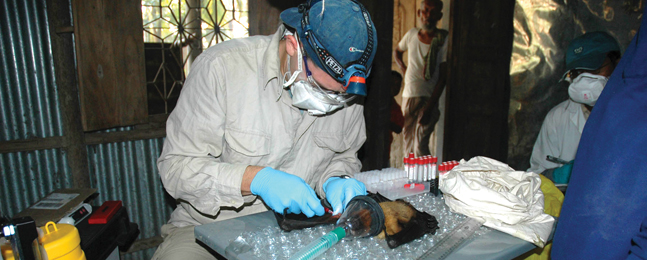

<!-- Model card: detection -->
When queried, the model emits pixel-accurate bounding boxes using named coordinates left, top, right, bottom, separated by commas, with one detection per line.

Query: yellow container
left=1, top=241, right=15, bottom=260
left=38, top=222, right=86, bottom=260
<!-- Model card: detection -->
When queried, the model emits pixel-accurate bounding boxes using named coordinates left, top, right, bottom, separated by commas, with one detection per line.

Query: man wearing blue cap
left=527, top=31, right=620, bottom=183
left=152, top=0, right=377, bottom=258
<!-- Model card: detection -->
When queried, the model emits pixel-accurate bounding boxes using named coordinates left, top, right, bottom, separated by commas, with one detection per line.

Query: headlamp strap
left=351, top=0, right=374, bottom=68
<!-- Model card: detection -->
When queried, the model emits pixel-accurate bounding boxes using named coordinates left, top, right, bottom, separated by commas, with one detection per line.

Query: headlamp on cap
left=299, top=0, right=374, bottom=96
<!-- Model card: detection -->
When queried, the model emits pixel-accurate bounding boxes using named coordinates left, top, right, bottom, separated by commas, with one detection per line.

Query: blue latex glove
left=250, top=167, right=325, bottom=217
left=323, top=176, right=367, bottom=215
left=553, top=161, right=574, bottom=184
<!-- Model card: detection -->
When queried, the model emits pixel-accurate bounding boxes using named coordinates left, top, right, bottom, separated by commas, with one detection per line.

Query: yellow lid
left=39, top=222, right=83, bottom=259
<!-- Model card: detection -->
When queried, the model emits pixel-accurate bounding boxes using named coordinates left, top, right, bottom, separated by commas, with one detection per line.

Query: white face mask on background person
left=282, top=35, right=352, bottom=116
left=567, top=72, right=608, bottom=106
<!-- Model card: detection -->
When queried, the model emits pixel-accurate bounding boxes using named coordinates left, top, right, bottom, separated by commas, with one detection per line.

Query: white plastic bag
left=440, top=156, right=554, bottom=247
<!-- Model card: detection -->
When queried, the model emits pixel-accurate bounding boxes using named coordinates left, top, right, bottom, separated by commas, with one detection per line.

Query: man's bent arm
left=394, top=47, right=407, bottom=75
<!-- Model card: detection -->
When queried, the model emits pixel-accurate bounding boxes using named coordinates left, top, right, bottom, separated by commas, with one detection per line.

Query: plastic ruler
left=417, top=217, right=482, bottom=260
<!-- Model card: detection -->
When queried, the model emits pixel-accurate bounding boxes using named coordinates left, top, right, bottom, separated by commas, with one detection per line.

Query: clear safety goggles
left=301, top=51, right=356, bottom=105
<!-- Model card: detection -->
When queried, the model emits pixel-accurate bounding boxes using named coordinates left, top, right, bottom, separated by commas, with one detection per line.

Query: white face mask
left=567, top=72, right=608, bottom=106
left=282, top=35, right=352, bottom=116
left=290, top=81, right=346, bottom=116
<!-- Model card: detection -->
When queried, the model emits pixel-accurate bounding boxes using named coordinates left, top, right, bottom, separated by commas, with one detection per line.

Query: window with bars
left=141, top=0, right=249, bottom=115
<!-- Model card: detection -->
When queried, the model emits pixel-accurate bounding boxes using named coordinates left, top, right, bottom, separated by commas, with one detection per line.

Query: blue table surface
left=195, top=210, right=554, bottom=260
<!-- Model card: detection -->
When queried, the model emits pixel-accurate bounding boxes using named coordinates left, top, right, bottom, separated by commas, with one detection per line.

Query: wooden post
left=46, top=0, right=91, bottom=188
left=360, top=0, right=394, bottom=171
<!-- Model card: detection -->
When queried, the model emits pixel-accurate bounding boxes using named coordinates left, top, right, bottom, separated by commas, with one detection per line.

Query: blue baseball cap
left=561, top=31, right=620, bottom=80
left=281, top=0, right=378, bottom=96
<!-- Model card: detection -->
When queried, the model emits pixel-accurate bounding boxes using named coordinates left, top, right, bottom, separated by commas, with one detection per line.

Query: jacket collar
left=566, top=99, right=587, bottom=133
left=262, top=25, right=287, bottom=99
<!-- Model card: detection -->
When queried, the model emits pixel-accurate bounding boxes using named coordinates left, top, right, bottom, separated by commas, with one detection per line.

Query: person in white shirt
left=152, top=1, right=378, bottom=259
left=394, top=0, right=448, bottom=158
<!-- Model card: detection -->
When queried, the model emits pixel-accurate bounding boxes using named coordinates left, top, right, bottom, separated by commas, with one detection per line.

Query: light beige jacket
left=158, top=26, right=366, bottom=227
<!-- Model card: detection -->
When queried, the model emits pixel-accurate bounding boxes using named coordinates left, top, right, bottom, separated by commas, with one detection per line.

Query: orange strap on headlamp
left=345, top=76, right=366, bottom=87
left=344, top=75, right=367, bottom=96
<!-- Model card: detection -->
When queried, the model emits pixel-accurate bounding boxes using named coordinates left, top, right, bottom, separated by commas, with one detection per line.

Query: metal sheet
left=1, top=2, right=171, bottom=258
left=0, top=149, right=72, bottom=216
left=86, top=134, right=173, bottom=249
left=0, top=0, right=69, bottom=215
left=508, top=0, right=644, bottom=170
left=0, top=0, right=63, bottom=141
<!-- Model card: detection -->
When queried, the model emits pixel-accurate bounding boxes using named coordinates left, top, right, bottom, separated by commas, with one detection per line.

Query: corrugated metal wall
left=0, top=0, right=70, bottom=214
left=87, top=130, right=171, bottom=260
left=1, top=1, right=172, bottom=259
left=1, top=150, right=73, bottom=215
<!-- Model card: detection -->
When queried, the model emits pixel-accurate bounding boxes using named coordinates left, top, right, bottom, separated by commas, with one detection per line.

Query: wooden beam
left=359, top=0, right=394, bottom=171
left=0, top=137, right=65, bottom=154
left=55, top=26, right=74, bottom=34
left=84, top=127, right=166, bottom=145
left=0, top=124, right=166, bottom=154
left=46, top=0, right=91, bottom=188
left=82, top=114, right=167, bottom=145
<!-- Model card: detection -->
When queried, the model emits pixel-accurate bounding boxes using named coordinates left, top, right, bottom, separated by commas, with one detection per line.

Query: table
left=195, top=210, right=553, bottom=260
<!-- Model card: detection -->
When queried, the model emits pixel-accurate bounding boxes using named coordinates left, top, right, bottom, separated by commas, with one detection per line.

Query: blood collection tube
left=437, top=163, right=448, bottom=196
left=410, top=157, right=416, bottom=182
left=438, top=163, right=446, bottom=176
left=421, top=156, right=427, bottom=181
left=431, top=157, right=437, bottom=181
left=411, top=158, right=417, bottom=182
left=427, top=156, right=433, bottom=181
left=421, top=156, right=427, bottom=182
left=404, top=157, right=410, bottom=182
left=430, top=157, right=438, bottom=196
left=410, top=158, right=417, bottom=182
left=410, top=157, right=415, bottom=182
left=450, top=161, right=458, bottom=170
left=420, top=157, right=426, bottom=182
left=416, top=157, right=422, bottom=182
left=430, top=156, right=435, bottom=181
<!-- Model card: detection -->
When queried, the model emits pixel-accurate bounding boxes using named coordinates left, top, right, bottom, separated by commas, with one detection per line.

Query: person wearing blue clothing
left=551, top=7, right=647, bottom=259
